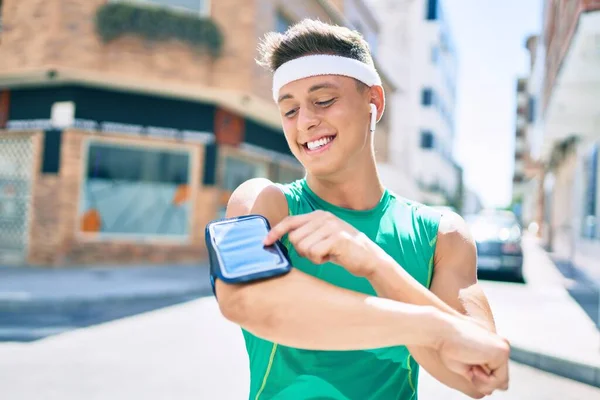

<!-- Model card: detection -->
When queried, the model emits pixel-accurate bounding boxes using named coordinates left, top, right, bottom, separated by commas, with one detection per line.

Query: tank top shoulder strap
left=274, top=179, right=311, bottom=217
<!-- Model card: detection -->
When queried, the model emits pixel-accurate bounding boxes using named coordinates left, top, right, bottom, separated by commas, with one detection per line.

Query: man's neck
left=305, top=158, right=385, bottom=211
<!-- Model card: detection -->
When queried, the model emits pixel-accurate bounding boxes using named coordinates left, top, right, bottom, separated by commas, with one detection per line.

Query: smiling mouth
left=303, top=135, right=336, bottom=152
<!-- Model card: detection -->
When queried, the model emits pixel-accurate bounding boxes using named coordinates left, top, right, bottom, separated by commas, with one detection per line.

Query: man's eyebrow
left=277, top=82, right=340, bottom=103
left=308, top=82, right=339, bottom=92
left=278, top=93, right=293, bottom=103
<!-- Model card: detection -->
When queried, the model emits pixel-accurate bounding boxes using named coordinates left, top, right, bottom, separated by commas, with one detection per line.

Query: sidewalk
left=487, top=235, right=600, bottom=387
left=0, top=262, right=213, bottom=341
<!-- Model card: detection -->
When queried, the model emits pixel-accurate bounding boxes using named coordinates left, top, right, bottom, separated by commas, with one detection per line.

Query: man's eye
left=316, top=98, right=335, bottom=106
left=285, top=108, right=298, bottom=117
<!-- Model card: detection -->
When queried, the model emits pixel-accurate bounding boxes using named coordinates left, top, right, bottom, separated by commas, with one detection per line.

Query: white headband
left=272, top=54, right=382, bottom=102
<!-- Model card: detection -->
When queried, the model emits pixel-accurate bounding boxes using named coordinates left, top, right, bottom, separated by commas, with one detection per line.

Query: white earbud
left=369, top=104, right=377, bottom=133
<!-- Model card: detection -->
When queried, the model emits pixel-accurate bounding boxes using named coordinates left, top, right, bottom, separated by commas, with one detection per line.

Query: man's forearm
left=366, top=249, right=493, bottom=398
left=367, top=251, right=462, bottom=317
left=366, top=252, right=495, bottom=331
left=216, top=269, right=448, bottom=351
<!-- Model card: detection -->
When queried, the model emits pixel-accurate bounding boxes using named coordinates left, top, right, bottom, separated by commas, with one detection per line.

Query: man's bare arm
left=214, top=178, right=447, bottom=351
left=407, top=212, right=501, bottom=397
left=430, top=212, right=496, bottom=331
left=367, top=211, right=503, bottom=398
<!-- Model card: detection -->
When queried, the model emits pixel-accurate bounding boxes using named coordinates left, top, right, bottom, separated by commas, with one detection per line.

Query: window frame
left=77, top=136, right=198, bottom=243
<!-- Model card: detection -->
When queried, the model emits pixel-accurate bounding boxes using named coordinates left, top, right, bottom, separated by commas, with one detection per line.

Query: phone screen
left=211, top=217, right=284, bottom=277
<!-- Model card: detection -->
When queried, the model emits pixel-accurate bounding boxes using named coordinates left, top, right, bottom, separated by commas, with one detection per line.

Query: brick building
left=0, top=0, right=394, bottom=266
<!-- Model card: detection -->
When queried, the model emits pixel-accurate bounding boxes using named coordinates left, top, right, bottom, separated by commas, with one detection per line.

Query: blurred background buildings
left=369, top=0, right=462, bottom=210
left=3, top=0, right=598, bottom=274
left=513, top=0, right=600, bottom=281
left=0, top=0, right=469, bottom=267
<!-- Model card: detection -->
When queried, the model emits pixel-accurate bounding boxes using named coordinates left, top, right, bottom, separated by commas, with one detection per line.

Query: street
left=420, top=358, right=600, bottom=400
left=1, top=296, right=599, bottom=400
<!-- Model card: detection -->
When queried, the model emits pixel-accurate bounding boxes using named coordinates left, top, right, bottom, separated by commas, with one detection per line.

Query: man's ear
left=369, top=85, right=385, bottom=122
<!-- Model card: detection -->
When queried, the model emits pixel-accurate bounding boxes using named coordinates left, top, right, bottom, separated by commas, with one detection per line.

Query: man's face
left=277, top=75, right=374, bottom=178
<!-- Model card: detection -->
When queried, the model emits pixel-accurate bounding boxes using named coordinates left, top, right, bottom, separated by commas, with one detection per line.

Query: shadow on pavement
left=552, top=259, right=600, bottom=328
left=0, top=292, right=212, bottom=343
left=0, top=264, right=214, bottom=343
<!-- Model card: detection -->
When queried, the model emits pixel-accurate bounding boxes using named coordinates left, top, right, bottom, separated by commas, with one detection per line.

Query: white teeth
left=306, top=136, right=333, bottom=150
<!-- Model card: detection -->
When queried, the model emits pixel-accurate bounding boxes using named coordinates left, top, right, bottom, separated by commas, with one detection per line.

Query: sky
left=443, top=0, right=543, bottom=208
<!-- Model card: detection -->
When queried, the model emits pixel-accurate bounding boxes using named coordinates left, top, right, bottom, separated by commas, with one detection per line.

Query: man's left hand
left=264, top=210, right=383, bottom=278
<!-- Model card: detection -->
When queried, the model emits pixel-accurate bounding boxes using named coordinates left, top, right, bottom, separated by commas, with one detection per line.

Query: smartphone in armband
left=205, top=214, right=292, bottom=284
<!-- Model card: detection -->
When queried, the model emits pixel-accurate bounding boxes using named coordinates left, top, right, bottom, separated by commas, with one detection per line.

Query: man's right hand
left=436, top=314, right=510, bottom=396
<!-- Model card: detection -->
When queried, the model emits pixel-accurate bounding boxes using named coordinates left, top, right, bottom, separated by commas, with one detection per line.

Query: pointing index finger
left=264, top=215, right=308, bottom=245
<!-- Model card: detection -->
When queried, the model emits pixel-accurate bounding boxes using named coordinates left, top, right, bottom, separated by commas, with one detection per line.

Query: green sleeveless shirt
left=242, top=179, right=441, bottom=400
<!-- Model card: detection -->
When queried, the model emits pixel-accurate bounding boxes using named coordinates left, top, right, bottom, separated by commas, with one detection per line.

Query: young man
left=213, top=19, right=510, bottom=400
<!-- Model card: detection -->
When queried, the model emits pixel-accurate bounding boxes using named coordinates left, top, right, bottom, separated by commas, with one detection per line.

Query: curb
left=0, top=286, right=212, bottom=311
left=510, top=345, right=600, bottom=388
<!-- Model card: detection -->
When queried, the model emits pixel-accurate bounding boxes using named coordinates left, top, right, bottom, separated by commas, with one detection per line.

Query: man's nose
left=297, top=106, right=320, bottom=132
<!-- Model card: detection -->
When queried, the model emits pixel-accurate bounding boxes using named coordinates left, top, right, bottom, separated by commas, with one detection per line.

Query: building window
left=515, top=150, right=526, bottom=163
left=431, top=46, right=439, bottom=64
left=582, top=144, right=598, bottom=239
left=513, top=174, right=525, bottom=183
left=527, top=97, right=536, bottom=123
left=420, top=131, right=435, bottom=149
left=79, top=141, right=193, bottom=239
left=275, top=10, right=293, bottom=33
left=425, top=0, right=438, bottom=20
left=115, top=0, right=209, bottom=16
left=440, top=30, right=449, bottom=52
left=421, top=88, right=433, bottom=106
left=221, top=155, right=269, bottom=192
left=516, top=128, right=525, bottom=138
left=277, top=164, right=304, bottom=184
left=217, top=153, right=269, bottom=217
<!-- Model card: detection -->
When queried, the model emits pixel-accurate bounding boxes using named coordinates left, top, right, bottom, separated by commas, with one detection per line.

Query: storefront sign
left=215, top=107, right=245, bottom=146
